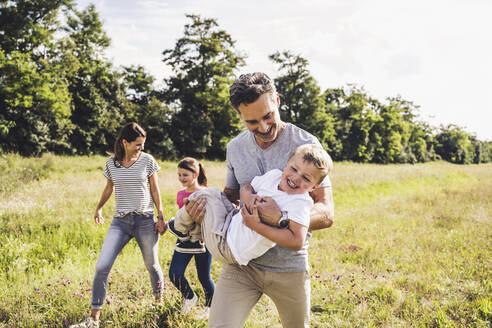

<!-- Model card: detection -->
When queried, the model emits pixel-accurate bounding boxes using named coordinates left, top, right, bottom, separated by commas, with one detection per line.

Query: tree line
left=1, top=1, right=491, bottom=164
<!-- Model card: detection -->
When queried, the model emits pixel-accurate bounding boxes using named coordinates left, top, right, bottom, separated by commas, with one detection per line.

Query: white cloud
left=76, top=0, right=492, bottom=141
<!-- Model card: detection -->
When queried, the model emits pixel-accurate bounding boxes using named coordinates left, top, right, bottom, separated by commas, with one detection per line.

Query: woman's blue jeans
left=91, top=213, right=163, bottom=310
left=169, top=249, right=215, bottom=307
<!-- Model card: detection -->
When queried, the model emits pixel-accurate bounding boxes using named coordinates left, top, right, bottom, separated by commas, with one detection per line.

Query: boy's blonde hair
left=289, top=144, right=333, bottom=183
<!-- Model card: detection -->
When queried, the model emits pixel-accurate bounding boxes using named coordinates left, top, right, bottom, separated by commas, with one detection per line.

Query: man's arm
left=223, top=187, right=240, bottom=206
left=242, top=206, right=307, bottom=251
left=308, top=186, right=334, bottom=231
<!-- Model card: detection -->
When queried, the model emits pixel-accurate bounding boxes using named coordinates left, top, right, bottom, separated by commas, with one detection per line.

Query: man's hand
left=184, top=197, right=206, bottom=223
left=256, top=196, right=282, bottom=226
left=308, top=187, right=334, bottom=231
left=154, top=219, right=168, bottom=235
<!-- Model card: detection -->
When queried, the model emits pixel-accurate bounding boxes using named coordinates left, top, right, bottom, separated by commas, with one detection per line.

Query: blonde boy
left=168, top=144, right=332, bottom=265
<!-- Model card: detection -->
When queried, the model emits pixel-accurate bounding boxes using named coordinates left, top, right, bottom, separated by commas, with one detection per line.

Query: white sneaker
left=181, top=293, right=198, bottom=314
left=69, top=316, right=99, bottom=328
left=195, top=307, right=210, bottom=320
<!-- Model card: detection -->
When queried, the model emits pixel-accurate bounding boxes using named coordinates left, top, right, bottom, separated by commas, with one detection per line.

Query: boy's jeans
left=91, top=212, right=163, bottom=310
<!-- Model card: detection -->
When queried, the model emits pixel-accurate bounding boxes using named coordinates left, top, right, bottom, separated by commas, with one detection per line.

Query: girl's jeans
left=91, top=213, right=163, bottom=310
left=169, top=248, right=215, bottom=307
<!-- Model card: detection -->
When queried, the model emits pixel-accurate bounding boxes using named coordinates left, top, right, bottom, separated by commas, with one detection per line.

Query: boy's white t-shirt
left=226, top=169, right=313, bottom=266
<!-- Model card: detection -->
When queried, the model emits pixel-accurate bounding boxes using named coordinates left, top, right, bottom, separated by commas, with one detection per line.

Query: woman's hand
left=154, top=219, right=168, bottom=235
left=94, top=209, right=104, bottom=225
left=93, top=178, right=113, bottom=225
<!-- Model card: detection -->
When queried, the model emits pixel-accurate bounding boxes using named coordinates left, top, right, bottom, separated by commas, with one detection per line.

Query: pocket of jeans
left=137, top=214, right=156, bottom=229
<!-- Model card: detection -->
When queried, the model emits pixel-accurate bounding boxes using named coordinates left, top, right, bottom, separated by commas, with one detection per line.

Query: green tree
left=387, top=98, right=437, bottom=163
left=122, top=65, right=175, bottom=159
left=325, top=85, right=380, bottom=162
left=369, top=101, right=404, bottom=164
left=269, top=51, right=335, bottom=151
left=60, top=4, right=127, bottom=154
left=325, top=88, right=439, bottom=164
left=0, top=0, right=72, bottom=55
left=469, top=135, right=491, bottom=164
left=434, top=124, right=474, bottom=164
left=407, top=120, right=437, bottom=162
left=0, top=0, right=74, bottom=155
left=485, top=141, right=492, bottom=162
left=160, top=14, right=245, bottom=158
left=0, top=50, right=72, bottom=155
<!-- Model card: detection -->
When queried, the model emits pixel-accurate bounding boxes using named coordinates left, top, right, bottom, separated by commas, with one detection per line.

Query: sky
left=77, top=0, right=492, bottom=141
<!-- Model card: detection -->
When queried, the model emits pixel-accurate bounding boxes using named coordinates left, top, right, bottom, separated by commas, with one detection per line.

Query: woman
left=71, top=122, right=167, bottom=328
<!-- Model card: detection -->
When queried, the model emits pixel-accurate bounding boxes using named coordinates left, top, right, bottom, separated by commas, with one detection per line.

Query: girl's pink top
left=176, top=189, right=194, bottom=209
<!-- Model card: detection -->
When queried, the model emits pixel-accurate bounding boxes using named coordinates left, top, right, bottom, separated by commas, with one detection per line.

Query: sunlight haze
left=77, top=0, right=492, bottom=141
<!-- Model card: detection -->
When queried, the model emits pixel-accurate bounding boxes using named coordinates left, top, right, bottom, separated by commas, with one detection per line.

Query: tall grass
left=0, top=154, right=490, bottom=327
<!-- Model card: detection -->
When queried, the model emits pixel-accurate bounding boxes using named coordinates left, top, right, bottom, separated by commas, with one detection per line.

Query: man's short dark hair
left=229, top=72, right=276, bottom=111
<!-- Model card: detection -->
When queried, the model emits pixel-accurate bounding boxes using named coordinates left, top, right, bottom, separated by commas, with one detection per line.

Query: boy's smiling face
left=278, top=153, right=322, bottom=194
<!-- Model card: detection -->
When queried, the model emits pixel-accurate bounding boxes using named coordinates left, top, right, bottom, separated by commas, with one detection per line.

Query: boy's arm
left=308, top=187, right=334, bottom=231
left=239, top=183, right=261, bottom=213
left=242, top=206, right=307, bottom=251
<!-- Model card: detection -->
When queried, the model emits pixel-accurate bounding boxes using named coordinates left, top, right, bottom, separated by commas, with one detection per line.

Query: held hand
left=184, top=197, right=206, bottom=224
left=94, top=209, right=104, bottom=225
left=256, top=196, right=282, bottom=226
left=241, top=191, right=262, bottom=214
left=154, top=219, right=168, bottom=235
left=241, top=203, right=261, bottom=230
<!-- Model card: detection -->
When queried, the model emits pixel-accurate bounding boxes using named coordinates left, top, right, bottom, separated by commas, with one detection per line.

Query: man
left=186, top=72, right=334, bottom=327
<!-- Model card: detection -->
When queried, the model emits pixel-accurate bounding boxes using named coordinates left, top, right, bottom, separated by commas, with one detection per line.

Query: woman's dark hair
left=178, top=157, right=207, bottom=187
left=229, top=72, right=276, bottom=111
left=113, top=122, right=146, bottom=167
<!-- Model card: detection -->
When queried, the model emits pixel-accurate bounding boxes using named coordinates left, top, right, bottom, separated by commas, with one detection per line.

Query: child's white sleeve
left=251, top=169, right=280, bottom=190
left=284, top=197, right=313, bottom=228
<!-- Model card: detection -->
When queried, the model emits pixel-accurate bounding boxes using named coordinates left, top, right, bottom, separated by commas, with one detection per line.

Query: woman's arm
left=149, top=172, right=167, bottom=234
left=241, top=206, right=307, bottom=251
left=94, top=178, right=114, bottom=225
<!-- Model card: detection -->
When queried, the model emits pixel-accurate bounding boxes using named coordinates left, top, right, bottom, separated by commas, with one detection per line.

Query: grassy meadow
left=0, top=154, right=491, bottom=327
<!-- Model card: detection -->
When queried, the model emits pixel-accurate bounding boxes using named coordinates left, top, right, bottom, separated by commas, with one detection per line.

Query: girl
left=71, top=122, right=167, bottom=328
left=168, top=158, right=214, bottom=320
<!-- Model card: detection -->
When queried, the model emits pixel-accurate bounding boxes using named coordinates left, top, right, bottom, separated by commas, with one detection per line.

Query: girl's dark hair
left=178, top=157, right=207, bottom=187
left=113, top=122, right=146, bottom=167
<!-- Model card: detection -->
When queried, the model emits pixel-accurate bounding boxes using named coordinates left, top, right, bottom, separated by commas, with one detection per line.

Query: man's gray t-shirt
left=225, top=123, right=332, bottom=272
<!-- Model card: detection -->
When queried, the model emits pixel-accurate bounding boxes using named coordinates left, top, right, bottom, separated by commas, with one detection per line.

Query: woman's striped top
left=103, top=152, right=160, bottom=217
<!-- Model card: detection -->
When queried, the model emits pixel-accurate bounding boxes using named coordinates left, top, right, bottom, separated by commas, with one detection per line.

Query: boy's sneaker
left=195, top=306, right=210, bottom=320
left=175, top=239, right=205, bottom=254
left=69, top=317, right=99, bottom=328
left=181, top=293, right=198, bottom=314
left=168, top=218, right=190, bottom=241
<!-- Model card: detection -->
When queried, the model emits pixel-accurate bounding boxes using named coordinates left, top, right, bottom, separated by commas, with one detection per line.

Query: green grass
left=0, top=155, right=491, bottom=327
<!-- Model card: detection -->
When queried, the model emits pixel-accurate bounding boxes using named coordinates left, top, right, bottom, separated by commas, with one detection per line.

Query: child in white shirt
left=168, top=143, right=332, bottom=265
